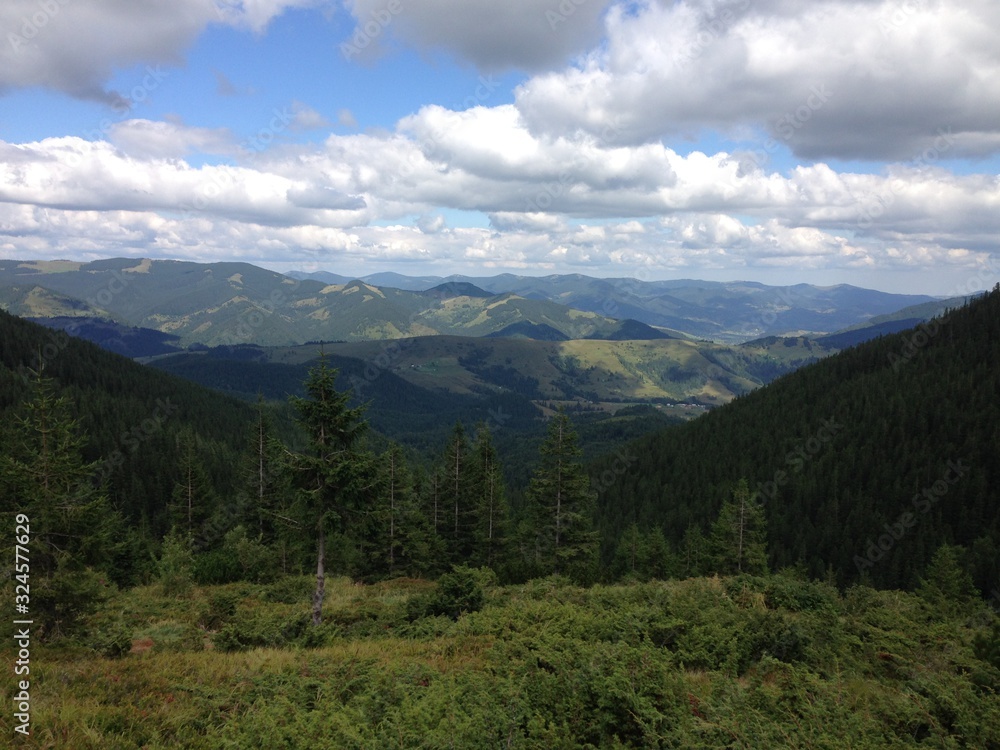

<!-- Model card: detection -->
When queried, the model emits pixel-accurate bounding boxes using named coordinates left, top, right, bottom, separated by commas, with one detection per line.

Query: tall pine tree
left=0, top=371, right=123, bottom=637
left=524, top=409, right=598, bottom=581
left=469, top=423, right=510, bottom=571
left=169, top=428, right=218, bottom=538
left=439, top=422, right=475, bottom=564
left=709, top=478, right=768, bottom=575
left=289, top=357, right=369, bottom=625
left=364, top=442, right=438, bottom=579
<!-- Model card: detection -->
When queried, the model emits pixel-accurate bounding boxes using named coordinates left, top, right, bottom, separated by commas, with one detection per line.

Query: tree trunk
left=312, top=524, right=325, bottom=626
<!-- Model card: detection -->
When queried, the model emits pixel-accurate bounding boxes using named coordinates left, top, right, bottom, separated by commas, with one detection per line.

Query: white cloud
left=108, top=119, right=237, bottom=159
left=514, top=0, right=1000, bottom=160
left=289, top=101, right=331, bottom=131
left=1, top=130, right=997, bottom=292
left=0, top=0, right=322, bottom=101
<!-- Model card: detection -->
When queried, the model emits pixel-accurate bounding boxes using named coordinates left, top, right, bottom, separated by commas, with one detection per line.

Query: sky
left=1, top=0, right=999, bottom=295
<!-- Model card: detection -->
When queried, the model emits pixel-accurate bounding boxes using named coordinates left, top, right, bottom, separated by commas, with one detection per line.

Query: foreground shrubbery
left=4, top=572, right=1000, bottom=748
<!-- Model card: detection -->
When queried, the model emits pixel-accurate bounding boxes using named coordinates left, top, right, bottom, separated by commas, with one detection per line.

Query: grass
left=4, top=574, right=998, bottom=748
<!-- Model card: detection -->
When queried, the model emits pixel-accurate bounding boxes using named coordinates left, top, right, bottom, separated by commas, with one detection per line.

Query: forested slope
left=0, top=309, right=254, bottom=573
left=594, top=286, right=1000, bottom=593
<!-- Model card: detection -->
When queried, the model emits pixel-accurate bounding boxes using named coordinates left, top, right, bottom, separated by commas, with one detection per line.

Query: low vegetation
left=5, top=572, right=999, bottom=748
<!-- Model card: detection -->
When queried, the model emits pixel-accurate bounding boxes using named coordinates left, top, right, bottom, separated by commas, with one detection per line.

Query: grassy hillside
left=227, top=334, right=825, bottom=406
left=6, top=574, right=998, bottom=748
left=0, top=284, right=109, bottom=318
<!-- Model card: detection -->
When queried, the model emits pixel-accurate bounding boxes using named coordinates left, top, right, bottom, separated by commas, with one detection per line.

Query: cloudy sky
left=1, top=0, right=998, bottom=293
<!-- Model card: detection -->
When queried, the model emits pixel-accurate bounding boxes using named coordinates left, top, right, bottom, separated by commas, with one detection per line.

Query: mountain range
left=0, top=259, right=946, bottom=350
left=289, top=269, right=941, bottom=342
left=0, top=259, right=666, bottom=347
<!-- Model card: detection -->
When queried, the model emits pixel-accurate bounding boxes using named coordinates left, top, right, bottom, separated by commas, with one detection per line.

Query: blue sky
left=1, top=0, right=998, bottom=295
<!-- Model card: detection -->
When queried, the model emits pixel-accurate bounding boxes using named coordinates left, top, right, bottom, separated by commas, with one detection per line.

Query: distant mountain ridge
left=291, top=268, right=938, bottom=342
left=2, top=259, right=937, bottom=348
left=0, top=259, right=632, bottom=347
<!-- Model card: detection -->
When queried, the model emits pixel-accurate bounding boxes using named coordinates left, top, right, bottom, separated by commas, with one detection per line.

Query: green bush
left=158, top=530, right=195, bottom=597
left=33, top=566, right=112, bottom=641
left=973, top=619, right=1000, bottom=670
left=198, top=590, right=240, bottom=630
left=88, top=618, right=133, bottom=658
left=213, top=604, right=308, bottom=652
left=408, top=566, right=485, bottom=622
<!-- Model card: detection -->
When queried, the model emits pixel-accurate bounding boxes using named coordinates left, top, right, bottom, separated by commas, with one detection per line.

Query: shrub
left=198, top=590, right=239, bottom=631
left=408, top=566, right=485, bottom=622
left=158, top=530, right=194, bottom=597
left=88, top=618, right=133, bottom=658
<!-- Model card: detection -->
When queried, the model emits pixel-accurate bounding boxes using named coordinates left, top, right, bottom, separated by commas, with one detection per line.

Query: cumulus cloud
left=416, top=214, right=446, bottom=234
left=286, top=184, right=366, bottom=210
left=343, top=0, right=610, bottom=71
left=0, top=0, right=321, bottom=101
left=108, top=119, right=237, bottom=159
left=1, top=126, right=998, bottom=287
left=514, top=0, right=1000, bottom=160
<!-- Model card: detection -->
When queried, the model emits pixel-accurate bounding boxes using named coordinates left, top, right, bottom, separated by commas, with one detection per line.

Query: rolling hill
left=153, top=330, right=834, bottom=409
left=0, top=259, right=639, bottom=346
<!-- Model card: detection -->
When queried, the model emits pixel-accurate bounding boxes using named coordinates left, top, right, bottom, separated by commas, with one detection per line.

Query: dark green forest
left=592, top=285, right=1000, bottom=594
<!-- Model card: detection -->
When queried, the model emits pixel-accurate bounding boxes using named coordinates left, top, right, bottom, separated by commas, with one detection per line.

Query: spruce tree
left=710, top=478, right=768, bottom=575
left=169, top=428, right=218, bottom=538
left=365, top=442, right=438, bottom=579
left=239, top=396, right=290, bottom=542
left=680, top=524, right=709, bottom=578
left=439, top=422, right=475, bottom=563
left=289, top=357, right=369, bottom=625
left=469, top=423, right=510, bottom=571
left=524, top=409, right=598, bottom=581
left=0, top=371, right=123, bottom=637
left=917, top=544, right=978, bottom=615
